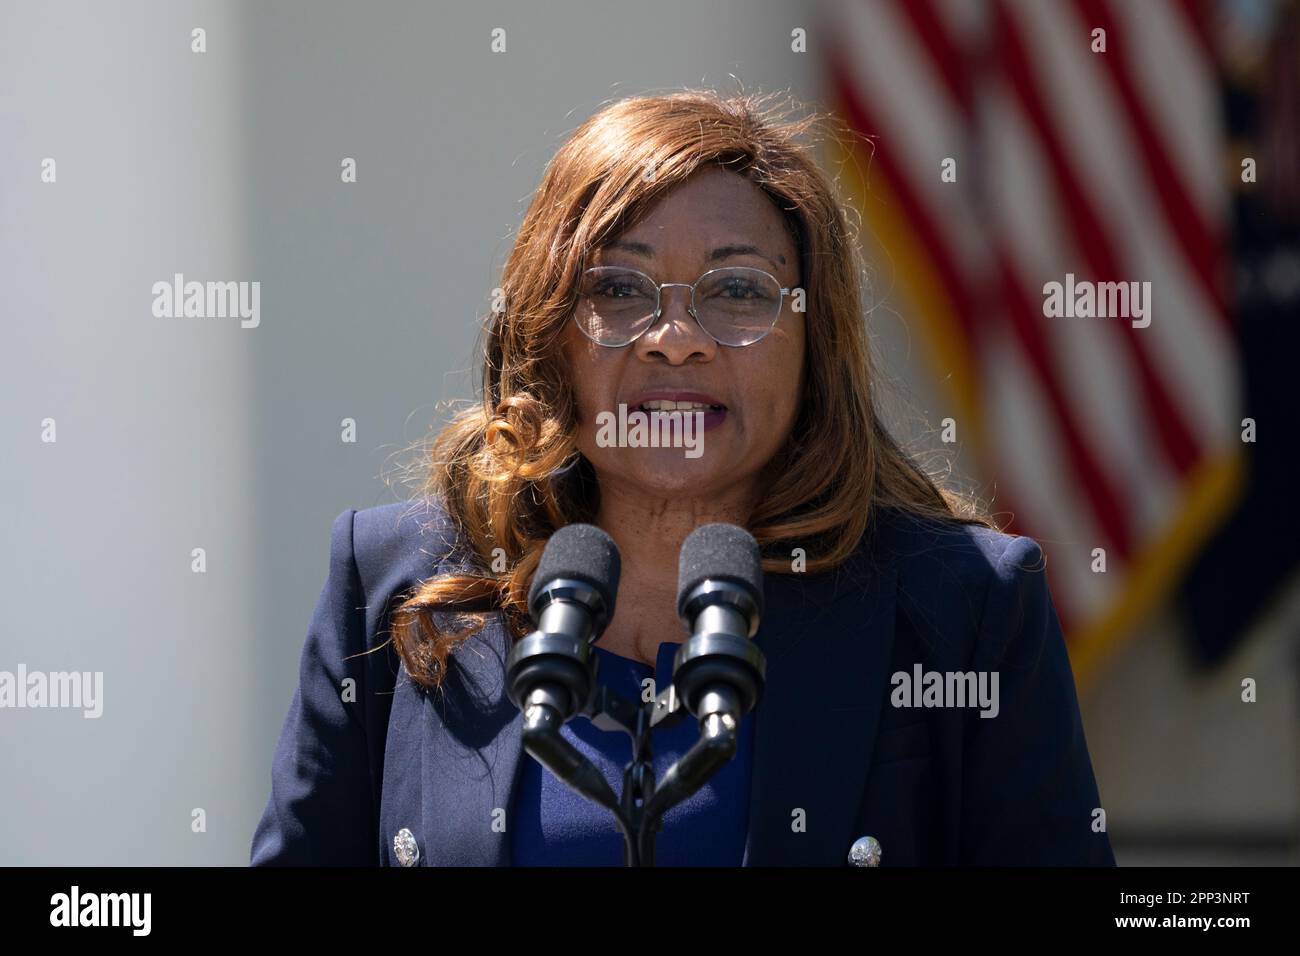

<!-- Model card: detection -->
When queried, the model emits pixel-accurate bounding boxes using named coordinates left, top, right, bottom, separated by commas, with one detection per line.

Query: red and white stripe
left=820, top=0, right=1238, bottom=638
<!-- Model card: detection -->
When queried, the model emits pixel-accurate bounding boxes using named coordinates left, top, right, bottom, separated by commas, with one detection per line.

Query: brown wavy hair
left=389, top=88, right=992, bottom=691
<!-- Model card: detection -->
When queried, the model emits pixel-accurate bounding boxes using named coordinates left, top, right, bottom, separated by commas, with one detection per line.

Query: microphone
left=672, top=522, right=766, bottom=721
left=506, top=524, right=623, bottom=815
left=638, top=523, right=767, bottom=832
left=526, top=522, right=621, bottom=646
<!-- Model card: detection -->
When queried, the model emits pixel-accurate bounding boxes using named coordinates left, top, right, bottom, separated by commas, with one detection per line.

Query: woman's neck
left=593, top=479, right=756, bottom=590
left=587, top=479, right=757, bottom=664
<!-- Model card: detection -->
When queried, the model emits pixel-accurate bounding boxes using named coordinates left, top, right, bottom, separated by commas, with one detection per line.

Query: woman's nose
left=633, top=285, right=717, bottom=364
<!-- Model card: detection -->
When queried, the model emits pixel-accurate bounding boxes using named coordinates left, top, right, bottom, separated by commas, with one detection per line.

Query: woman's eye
left=720, top=281, right=759, bottom=298
left=599, top=282, right=650, bottom=299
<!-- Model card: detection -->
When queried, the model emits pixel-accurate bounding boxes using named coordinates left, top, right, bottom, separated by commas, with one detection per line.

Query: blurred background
left=2, top=0, right=1295, bottom=865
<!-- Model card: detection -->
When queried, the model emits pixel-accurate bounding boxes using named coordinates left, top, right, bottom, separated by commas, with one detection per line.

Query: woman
left=250, top=89, right=1115, bottom=867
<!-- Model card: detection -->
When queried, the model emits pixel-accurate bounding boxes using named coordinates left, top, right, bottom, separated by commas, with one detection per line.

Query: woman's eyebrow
left=603, top=239, right=786, bottom=270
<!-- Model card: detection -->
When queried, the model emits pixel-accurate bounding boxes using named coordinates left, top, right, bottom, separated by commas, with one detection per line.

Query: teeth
left=639, top=400, right=719, bottom=411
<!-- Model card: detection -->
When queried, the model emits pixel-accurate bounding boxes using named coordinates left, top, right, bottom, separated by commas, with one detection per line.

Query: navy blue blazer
left=250, top=499, right=1116, bottom=866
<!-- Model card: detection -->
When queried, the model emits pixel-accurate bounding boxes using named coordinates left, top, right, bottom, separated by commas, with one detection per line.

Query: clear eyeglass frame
left=573, top=264, right=794, bottom=348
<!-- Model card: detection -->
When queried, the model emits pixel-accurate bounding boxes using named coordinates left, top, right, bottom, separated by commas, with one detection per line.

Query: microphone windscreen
left=676, top=523, right=764, bottom=617
left=528, top=523, right=622, bottom=617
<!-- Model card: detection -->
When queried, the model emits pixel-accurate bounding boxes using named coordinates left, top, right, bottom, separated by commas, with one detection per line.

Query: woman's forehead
left=631, top=172, right=788, bottom=227
left=584, top=171, right=799, bottom=275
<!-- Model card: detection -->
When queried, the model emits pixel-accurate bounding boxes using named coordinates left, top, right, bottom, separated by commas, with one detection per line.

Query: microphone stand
left=509, top=626, right=765, bottom=867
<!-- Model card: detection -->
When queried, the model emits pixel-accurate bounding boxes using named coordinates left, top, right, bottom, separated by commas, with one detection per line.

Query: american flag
left=818, top=0, right=1244, bottom=681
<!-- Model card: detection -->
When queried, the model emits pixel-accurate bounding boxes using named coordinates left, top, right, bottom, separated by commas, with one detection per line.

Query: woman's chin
left=598, top=451, right=734, bottom=498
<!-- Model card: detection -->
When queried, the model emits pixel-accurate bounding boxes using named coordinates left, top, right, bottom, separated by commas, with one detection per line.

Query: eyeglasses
left=573, top=265, right=793, bottom=348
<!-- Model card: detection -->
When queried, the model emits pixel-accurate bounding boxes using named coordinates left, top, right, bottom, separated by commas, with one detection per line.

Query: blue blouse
left=511, top=640, right=756, bottom=866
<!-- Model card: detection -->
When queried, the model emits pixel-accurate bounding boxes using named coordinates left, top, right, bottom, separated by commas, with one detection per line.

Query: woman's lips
left=634, top=403, right=728, bottom=433
left=630, top=391, right=729, bottom=433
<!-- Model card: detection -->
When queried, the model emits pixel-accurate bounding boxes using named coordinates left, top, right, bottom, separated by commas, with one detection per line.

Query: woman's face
left=560, top=166, right=806, bottom=503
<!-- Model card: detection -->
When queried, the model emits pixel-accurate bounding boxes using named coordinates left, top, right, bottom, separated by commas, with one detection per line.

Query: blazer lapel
left=740, top=551, right=898, bottom=865
left=419, top=611, right=524, bottom=865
